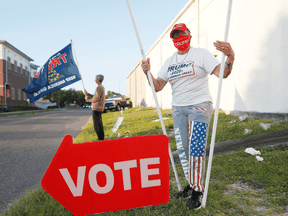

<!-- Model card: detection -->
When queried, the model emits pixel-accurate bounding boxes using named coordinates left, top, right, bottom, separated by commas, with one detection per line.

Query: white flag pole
left=125, top=0, right=182, bottom=191
left=202, top=0, right=233, bottom=208
left=70, top=39, right=86, bottom=91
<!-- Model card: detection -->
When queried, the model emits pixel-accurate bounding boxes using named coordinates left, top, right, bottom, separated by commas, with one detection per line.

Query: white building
left=126, top=0, right=288, bottom=113
left=30, top=63, right=40, bottom=79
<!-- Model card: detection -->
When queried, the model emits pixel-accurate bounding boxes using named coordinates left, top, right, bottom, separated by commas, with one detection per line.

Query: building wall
left=126, top=62, right=146, bottom=107
left=126, top=0, right=288, bottom=113
left=30, top=67, right=38, bottom=78
left=0, top=59, right=30, bottom=106
left=0, top=60, right=4, bottom=103
left=0, top=45, right=30, bottom=74
left=0, top=44, right=31, bottom=106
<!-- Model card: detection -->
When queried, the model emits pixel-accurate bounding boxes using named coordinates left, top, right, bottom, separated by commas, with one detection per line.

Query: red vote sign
left=41, top=134, right=169, bottom=216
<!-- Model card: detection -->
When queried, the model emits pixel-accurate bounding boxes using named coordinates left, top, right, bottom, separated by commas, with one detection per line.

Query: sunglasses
left=172, top=30, right=190, bottom=39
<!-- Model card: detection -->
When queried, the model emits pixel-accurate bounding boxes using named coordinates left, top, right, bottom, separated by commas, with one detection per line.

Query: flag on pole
left=23, top=43, right=81, bottom=103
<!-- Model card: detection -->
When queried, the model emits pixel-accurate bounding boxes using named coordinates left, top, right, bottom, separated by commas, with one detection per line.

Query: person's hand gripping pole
left=125, top=0, right=182, bottom=191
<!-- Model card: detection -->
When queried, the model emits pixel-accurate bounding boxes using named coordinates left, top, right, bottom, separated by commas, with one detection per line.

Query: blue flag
left=23, top=43, right=81, bottom=103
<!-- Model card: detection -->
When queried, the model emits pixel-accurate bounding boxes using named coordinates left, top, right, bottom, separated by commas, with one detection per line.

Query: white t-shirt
left=157, top=47, right=220, bottom=106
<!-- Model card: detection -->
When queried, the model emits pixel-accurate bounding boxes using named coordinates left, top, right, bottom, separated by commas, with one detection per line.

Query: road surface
left=0, top=109, right=92, bottom=213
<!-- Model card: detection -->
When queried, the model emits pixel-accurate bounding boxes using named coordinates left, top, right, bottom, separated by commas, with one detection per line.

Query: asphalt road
left=0, top=109, right=92, bottom=213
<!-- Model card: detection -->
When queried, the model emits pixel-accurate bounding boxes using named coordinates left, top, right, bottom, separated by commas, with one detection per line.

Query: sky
left=1, top=0, right=190, bottom=97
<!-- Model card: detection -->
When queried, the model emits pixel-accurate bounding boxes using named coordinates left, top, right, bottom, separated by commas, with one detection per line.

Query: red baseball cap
left=170, top=23, right=190, bottom=38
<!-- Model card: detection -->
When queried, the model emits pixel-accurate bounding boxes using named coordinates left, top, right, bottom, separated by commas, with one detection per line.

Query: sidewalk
left=172, top=129, right=288, bottom=165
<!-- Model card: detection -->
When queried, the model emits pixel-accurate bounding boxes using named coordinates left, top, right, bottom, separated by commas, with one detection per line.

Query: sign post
left=202, top=0, right=233, bottom=208
left=112, top=117, right=124, bottom=133
left=125, top=0, right=181, bottom=192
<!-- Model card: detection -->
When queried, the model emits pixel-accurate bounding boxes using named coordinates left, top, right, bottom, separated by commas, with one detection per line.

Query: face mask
left=173, top=34, right=191, bottom=51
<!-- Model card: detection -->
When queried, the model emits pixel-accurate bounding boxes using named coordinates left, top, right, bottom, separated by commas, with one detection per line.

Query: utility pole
left=119, top=81, right=123, bottom=94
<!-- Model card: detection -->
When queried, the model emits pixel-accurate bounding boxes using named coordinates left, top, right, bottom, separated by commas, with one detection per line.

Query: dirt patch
left=224, top=178, right=265, bottom=195
left=224, top=179, right=287, bottom=215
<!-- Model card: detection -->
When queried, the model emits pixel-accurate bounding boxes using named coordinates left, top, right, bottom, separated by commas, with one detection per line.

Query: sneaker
left=187, top=191, right=203, bottom=210
left=176, top=185, right=193, bottom=199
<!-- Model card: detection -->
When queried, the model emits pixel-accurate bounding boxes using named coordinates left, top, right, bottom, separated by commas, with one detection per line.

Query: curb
left=171, top=129, right=288, bottom=165
left=227, top=110, right=288, bottom=121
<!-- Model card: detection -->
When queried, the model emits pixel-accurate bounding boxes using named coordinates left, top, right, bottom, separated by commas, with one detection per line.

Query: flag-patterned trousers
left=172, top=101, right=213, bottom=192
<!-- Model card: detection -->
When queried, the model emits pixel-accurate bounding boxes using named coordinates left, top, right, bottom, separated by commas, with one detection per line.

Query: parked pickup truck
left=104, top=94, right=132, bottom=112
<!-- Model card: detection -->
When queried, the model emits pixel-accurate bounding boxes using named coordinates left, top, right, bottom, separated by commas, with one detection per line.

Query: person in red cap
left=141, top=23, right=234, bottom=210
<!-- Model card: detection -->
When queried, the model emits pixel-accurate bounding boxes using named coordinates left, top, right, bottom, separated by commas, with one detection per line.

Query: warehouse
left=126, top=0, right=288, bottom=113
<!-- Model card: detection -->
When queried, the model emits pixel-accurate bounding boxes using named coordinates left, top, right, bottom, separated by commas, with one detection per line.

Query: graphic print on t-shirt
left=167, top=61, right=195, bottom=82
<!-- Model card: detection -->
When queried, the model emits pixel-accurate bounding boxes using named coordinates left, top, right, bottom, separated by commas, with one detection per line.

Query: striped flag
left=188, top=121, right=208, bottom=191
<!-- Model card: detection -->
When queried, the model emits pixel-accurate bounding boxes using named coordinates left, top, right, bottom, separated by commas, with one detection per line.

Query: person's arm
left=83, top=90, right=93, bottom=98
left=90, top=86, right=104, bottom=103
left=212, top=41, right=235, bottom=79
left=86, top=93, right=94, bottom=98
left=141, top=58, right=167, bottom=92
left=145, top=73, right=167, bottom=92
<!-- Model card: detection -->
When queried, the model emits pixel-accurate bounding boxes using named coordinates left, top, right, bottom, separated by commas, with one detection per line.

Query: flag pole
left=125, top=0, right=182, bottom=191
left=70, top=39, right=86, bottom=91
left=202, top=0, right=233, bottom=208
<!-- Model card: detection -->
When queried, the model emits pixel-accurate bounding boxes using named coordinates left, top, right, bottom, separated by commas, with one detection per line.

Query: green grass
left=2, top=107, right=288, bottom=215
left=0, top=107, right=82, bottom=117
left=74, top=107, right=174, bottom=143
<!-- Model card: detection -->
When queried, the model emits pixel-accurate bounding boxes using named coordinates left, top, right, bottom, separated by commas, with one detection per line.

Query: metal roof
left=30, top=63, right=40, bottom=69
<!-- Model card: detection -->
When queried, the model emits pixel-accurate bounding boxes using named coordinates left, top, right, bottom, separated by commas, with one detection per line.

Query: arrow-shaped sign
left=41, top=134, right=169, bottom=216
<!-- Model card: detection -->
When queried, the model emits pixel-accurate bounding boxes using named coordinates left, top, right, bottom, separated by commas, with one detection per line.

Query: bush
left=47, top=106, right=59, bottom=109
left=7, top=106, right=43, bottom=112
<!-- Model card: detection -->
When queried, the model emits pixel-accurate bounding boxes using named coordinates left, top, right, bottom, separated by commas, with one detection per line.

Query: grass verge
left=1, top=107, right=288, bottom=215
left=0, top=111, right=48, bottom=117
left=0, top=107, right=83, bottom=118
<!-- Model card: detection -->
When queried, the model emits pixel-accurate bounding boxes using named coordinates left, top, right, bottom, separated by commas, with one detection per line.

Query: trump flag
left=23, top=43, right=81, bottom=103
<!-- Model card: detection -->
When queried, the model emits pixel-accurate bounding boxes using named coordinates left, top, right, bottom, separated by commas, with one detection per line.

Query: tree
left=43, top=89, right=86, bottom=107
left=76, top=90, right=86, bottom=107
left=106, top=91, right=120, bottom=99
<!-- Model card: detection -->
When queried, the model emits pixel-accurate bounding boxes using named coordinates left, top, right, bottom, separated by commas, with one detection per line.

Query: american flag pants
left=172, top=102, right=212, bottom=192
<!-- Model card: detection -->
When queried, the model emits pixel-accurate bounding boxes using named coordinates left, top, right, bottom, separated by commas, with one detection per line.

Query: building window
left=7, top=57, right=11, bottom=69
left=14, top=60, right=17, bottom=72
left=20, top=64, right=23, bottom=74
left=11, top=88, right=15, bottom=100
left=25, top=66, right=28, bottom=76
left=6, top=89, right=10, bottom=98
left=23, top=92, right=26, bottom=100
left=6, top=85, right=10, bottom=98
left=18, top=89, right=21, bottom=100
